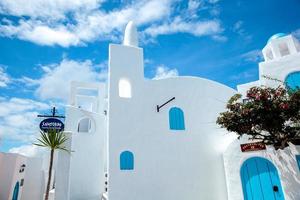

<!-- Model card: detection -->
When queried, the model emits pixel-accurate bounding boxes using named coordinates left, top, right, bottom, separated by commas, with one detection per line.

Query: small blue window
left=285, top=71, right=300, bottom=91
left=296, top=155, right=300, bottom=171
left=120, top=151, right=134, bottom=170
left=169, top=107, right=185, bottom=130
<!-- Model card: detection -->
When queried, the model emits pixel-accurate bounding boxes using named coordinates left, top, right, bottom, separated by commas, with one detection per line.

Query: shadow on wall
left=267, top=145, right=300, bottom=199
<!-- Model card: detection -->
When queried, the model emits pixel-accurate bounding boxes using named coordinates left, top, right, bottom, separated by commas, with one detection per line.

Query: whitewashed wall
left=21, top=157, right=45, bottom=200
left=0, top=153, right=26, bottom=200
left=55, top=82, right=107, bottom=200
left=227, top=34, right=300, bottom=200
left=238, top=34, right=300, bottom=95
left=224, top=138, right=300, bottom=200
left=107, top=43, right=236, bottom=200
left=0, top=153, right=44, bottom=200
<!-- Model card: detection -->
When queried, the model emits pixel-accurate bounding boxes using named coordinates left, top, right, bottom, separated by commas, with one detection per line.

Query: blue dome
left=267, top=33, right=287, bottom=43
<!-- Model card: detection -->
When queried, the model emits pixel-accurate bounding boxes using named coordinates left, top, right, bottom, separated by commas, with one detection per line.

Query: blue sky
left=0, top=0, right=300, bottom=155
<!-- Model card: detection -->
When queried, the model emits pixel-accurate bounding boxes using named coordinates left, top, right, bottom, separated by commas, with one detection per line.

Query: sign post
left=37, top=107, right=65, bottom=132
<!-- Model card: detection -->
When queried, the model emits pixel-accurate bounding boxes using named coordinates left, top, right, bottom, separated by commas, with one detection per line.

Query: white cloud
left=292, top=28, right=300, bottom=40
left=212, top=35, right=227, bottom=42
left=0, top=0, right=102, bottom=20
left=0, top=97, right=49, bottom=142
left=33, top=59, right=106, bottom=100
left=9, top=144, right=45, bottom=157
left=240, top=49, right=263, bottom=62
left=233, top=20, right=243, bottom=33
left=0, top=19, right=81, bottom=47
left=144, top=17, right=222, bottom=37
left=188, top=0, right=201, bottom=11
left=0, top=97, right=49, bottom=117
left=0, top=0, right=224, bottom=47
left=230, top=70, right=256, bottom=81
left=208, top=0, right=219, bottom=3
left=187, top=0, right=201, bottom=18
left=0, top=66, right=10, bottom=87
left=231, top=20, right=253, bottom=42
left=153, top=65, right=179, bottom=80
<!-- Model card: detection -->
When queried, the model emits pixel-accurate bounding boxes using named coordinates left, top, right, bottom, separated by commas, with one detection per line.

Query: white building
left=55, top=82, right=107, bottom=200
left=55, top=23, right=300, bottom=200
left=0, top=152, right=45, bottom=200
left=225, top=33, right=300, bottom=200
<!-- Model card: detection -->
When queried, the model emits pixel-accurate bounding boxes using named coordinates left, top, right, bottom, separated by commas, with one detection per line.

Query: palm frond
left=34, top=129, right=70, bottom=152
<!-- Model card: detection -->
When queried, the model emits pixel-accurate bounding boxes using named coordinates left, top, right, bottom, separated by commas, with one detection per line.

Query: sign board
left=240, top=142, right=266, bottom=152
left=39, top=118, right=64, bottom=132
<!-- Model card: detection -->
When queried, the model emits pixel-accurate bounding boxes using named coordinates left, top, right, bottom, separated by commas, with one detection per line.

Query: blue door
left=12, top=182, right=19, bottom=200
left=241, top=157, right=284, bottom=200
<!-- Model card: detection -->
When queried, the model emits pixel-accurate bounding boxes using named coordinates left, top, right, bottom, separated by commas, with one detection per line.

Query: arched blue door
left=241, top=157, right=284, bottom=200
left=12, top=182, right=19, bottom=200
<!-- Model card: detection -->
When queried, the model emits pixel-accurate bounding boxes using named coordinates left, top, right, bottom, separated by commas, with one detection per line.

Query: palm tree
left=34, top=129, right=70, bottom=200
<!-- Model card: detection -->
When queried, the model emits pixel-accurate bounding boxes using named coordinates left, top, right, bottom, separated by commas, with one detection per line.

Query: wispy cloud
left=228, top=49, right=261, bottom=81
left=0, top=0, right=225, bottom=47
left=0, top=0, right=102, bottom=20
left=232, top=20, right=252, bottom=42
left=240, top=49, right=263, bottom=62
left=229, top=69, right=257, bottom=81
left=153, top=65, right=179, bottom=80
left=0, top=97, right=49, bottom=142
left=9, top=144, right=45, bottom=157
left=21, top=59, right=107, bottom=100
left=233, top=20, right=243, bottom=34
left=144, top=17, right=222, bottom=38
left=292, top=28, right=300, bottom=40
left=0, top=65, right=10, bottom=87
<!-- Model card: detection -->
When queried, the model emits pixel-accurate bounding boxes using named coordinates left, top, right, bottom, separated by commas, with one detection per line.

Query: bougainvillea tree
left=217, top=86, right=300, bottom=150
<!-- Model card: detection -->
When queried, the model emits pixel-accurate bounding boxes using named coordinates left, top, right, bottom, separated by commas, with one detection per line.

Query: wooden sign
left=240, top=142, right=266, bottom=152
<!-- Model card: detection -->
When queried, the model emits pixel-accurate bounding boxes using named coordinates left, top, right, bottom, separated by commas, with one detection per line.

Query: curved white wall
left=108, top=44, right=236, bottom=200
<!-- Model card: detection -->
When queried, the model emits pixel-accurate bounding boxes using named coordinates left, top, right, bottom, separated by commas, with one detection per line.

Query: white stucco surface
left=55, top=82, right=107, bottom=200
left=0, top=153, right=26, bottom=200
left=21, top=157, right=45, bottom=200
left=226, top=33, right=300, bottom=200
left=0, top=152, right=44, bottom=200
left=239, top=34, right=300, bottom=96
left=55, top=25, right=300, bottom=200
left=107, top=43, right=236, bottom=200
left=224, top=138, right=300, bottom=200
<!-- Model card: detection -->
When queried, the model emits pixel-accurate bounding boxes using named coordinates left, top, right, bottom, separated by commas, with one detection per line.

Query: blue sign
left=39, top=118, right=64, bottom=132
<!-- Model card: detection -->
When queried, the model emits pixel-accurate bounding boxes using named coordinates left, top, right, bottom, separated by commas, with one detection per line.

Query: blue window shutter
left=120, top=151, right=134, bottom=170
left=169, top=107, right=185, bottom=130
left=296, top=155, right=300, bottom=171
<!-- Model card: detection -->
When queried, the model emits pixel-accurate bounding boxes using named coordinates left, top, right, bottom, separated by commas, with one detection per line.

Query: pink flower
left=279, top=103, right=289, bottom=110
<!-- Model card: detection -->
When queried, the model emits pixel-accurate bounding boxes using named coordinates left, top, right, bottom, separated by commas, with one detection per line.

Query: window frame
left=77, top=117, right=93, bottom=133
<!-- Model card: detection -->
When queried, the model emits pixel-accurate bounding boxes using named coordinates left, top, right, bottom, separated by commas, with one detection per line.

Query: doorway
left=240, top=157, right=284, bottom=200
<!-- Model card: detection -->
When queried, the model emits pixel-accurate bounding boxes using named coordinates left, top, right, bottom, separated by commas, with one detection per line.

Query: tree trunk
left=45, top=149, right=54, bottom=200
